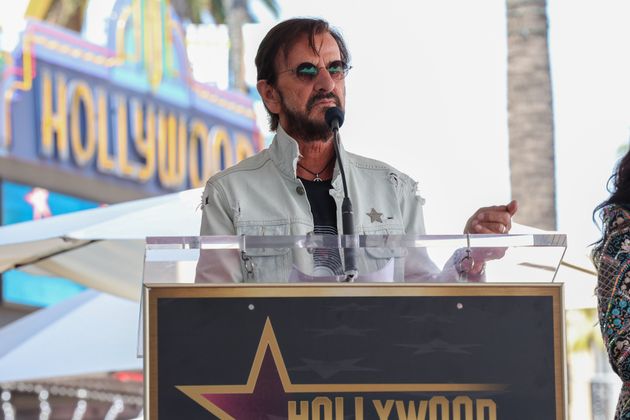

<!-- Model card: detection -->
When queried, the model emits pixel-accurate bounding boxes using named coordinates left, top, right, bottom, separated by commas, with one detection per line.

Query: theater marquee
left=0, top=0, right=261, bottom=202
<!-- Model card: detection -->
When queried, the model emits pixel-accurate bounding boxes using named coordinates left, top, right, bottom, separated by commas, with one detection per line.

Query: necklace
left=297, top=157, right=335, bottom=182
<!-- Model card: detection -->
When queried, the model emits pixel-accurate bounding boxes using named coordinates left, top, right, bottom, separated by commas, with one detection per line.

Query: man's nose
left=313, top=68, right=335, bottom=92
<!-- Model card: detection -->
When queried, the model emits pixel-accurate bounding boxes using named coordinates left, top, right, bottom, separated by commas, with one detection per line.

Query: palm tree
left=506, top=0, right=557, bottom=230
left=25, top=0, right=88, bottom=33
left=171, top=0, right=280, bottom=93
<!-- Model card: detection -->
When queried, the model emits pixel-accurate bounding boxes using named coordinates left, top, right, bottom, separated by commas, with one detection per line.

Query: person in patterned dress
left=594, top=149, right=630, bottom=419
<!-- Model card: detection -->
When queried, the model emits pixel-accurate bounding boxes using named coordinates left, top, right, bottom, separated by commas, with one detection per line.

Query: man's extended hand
left=464, top=200, right=518, bottom=234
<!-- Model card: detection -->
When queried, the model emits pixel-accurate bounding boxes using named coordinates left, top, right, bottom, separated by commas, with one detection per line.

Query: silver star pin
left=366, top=208, right=383, bottom=223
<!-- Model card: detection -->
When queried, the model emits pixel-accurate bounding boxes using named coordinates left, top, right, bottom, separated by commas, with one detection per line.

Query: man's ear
left=256, top=80, right=281, bottom=114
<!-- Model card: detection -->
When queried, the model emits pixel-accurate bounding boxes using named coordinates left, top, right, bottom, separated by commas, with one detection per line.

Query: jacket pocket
left=360, top=224, right=407, bottom=280
left=236, top=222, right=291, bottom=283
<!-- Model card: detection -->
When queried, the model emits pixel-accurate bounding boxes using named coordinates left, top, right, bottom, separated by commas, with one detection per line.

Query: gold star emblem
left=366, top=208, right=384, bottom=223
left=176, top=319, right=504, bottom=419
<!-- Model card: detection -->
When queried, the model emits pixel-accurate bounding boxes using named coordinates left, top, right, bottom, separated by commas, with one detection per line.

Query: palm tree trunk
left=42, top=0, right=87, bottom=32
left=222, top=0, right=248, bottom=93
left=506, top=0, right=557, bottom=230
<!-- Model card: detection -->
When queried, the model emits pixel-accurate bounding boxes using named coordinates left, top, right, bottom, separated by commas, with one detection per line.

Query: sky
left=1, top=0, right=629, bottom=265
left=241, top=0, right=511, bottom=237
left=548, top=0, right=630, bottom=260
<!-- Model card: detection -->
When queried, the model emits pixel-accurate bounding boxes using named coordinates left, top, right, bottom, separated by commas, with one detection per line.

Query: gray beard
left=279, top=92, right=342, bottom=143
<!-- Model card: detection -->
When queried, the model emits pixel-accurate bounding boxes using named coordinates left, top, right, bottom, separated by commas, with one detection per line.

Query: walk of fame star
left=366, top=208, right=384, bottom=223
left=176, top=318, right=504, bottom=419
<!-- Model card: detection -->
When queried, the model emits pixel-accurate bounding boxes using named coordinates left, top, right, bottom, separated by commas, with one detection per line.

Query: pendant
left=313, top=174, right=322, bottom=182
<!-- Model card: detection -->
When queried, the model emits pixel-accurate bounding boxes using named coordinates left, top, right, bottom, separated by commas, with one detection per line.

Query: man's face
left=262, top=32, right=346, bottom=142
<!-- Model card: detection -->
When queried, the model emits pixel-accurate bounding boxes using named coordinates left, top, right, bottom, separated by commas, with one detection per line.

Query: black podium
left=142, top=234, right=567, bottom=420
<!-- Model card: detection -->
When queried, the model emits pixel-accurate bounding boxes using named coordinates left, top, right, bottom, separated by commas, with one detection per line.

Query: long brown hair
left=593, top=146, right=630, bottom=260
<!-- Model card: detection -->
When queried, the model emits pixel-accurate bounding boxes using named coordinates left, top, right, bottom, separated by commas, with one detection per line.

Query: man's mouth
left=307, top=94, right=339, bottom=111
left=313, top=99, right=337, bottom=107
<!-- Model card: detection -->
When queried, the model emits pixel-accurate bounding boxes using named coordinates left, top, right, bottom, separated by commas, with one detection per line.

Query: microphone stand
left=331, top=121, right=358, bottom=282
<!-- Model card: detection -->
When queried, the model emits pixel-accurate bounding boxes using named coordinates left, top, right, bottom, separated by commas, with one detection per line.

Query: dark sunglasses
left=278, top=60, right=352, bottom=82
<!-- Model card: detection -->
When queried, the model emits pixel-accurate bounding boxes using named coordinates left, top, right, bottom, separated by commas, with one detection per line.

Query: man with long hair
left=197, top=18, right=517, bottom=282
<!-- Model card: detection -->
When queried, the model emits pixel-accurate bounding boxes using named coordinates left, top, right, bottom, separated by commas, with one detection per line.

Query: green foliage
left=176, top=0, right=279, bottom=25
left=181, top=0, right=220, bottom=24
left=256, top=0, right=280, bottom=19
left=566, top=308, right=604, bottom=353
left=44, top=0, right=88, bottom=31
left=209, top=0, right=226, bottom=24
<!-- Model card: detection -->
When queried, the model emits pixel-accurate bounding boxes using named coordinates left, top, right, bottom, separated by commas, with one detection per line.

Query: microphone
left=325, top=106, right=344, bottom=130
left=325, top=107, right=357, bottom=282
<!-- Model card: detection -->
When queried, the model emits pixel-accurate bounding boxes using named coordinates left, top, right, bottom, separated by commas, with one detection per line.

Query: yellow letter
left=288, top=400, right=309, bottom=420
left=157, top=111, right=186, bottom=188
left=69, top=81, right=96, bottom=166
left=354, top=397, right=364, bottom=420
left=96, top=88, right=115, bottom=172
left=188, top=119, right=209, bottom=187
left=476, top=399, right=497, bottom=420
left=373, top=399, right=394, bottom=420
left=395, top=400, right=427, bottom=420
left=335, top=397, right=344, bottom=419
left=453, top=396, right=473, bottom=420
left=311, top=396, right=333, bottom=420
left=174, top=114, right=187, bottom=186
left=131, top=100, right=156, bottom=182
left=116, top=94, right=136, bottom=177
left=235, top=132, right=254, bottom=163
left=41, top=71, right=68, bottom=160
left=209, top=125, right=233, bottom=175
left=429, top=396, right=449, bottom=420
left=157, top=110, right=170, bottom=185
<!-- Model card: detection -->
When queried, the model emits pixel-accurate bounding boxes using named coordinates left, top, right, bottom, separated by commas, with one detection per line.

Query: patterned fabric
left=300, top=178, right=343, bottom=276
left=596, top=204, right=630, bottom=419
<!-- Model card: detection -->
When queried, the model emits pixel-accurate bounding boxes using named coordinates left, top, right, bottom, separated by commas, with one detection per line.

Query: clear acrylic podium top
left=142, top=233, right=567, bottom=285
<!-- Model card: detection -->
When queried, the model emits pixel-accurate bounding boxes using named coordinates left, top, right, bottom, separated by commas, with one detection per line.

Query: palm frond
left=208, top=0, right=226, bottom=24
left=257, top=0, right=280, bottom=17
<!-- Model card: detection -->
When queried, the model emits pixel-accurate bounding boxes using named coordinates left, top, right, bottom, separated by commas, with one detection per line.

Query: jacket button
left=296, top=186, right=305, bottom=195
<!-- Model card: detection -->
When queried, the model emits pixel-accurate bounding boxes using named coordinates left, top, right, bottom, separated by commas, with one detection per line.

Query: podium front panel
left=144, top=283, right=565, bottom=420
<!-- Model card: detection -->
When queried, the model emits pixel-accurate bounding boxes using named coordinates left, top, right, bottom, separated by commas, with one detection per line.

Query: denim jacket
left=197, top=126, right=437, bottom=283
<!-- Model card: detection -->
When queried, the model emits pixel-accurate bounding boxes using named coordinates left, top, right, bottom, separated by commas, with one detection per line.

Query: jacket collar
left=269, top=125, right=349, bottom=185
left=269, top=125, right=301, bottom=180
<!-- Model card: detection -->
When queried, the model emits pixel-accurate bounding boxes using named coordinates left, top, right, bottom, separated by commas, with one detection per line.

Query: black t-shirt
left=300, top=178, right=343, bottom=276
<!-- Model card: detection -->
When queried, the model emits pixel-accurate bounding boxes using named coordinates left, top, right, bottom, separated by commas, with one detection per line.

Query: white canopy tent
left=0, top=289, right=141, bottom=382
left=0, top=188, right=203, bottom=301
